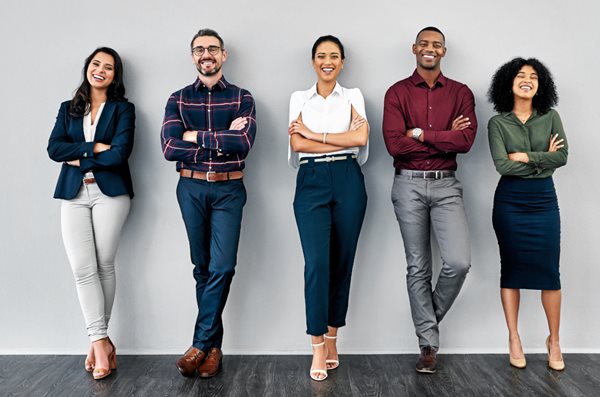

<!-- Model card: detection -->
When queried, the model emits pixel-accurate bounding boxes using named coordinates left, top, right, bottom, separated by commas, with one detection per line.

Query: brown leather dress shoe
left=176, top=347, right=206, bottom=377
left=198, top=347, right=223, bottom=378
left=416, top=346, right=437, bottom=374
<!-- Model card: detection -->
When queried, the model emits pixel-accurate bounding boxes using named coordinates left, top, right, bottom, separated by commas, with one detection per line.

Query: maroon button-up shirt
left=383, top=70, right=477, bottom=171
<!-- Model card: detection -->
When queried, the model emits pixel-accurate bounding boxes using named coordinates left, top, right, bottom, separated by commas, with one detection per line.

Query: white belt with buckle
left=298, top=154, right=357, bottom=165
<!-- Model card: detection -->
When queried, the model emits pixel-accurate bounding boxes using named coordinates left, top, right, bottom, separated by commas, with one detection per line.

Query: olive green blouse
left=487, top=109, right=568, bottom=178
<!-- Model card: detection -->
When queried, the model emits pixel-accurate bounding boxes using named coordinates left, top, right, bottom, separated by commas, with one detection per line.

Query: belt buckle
left=206, top=171, right=217, bottom=182
left=435, top=171, right=441, bottom=179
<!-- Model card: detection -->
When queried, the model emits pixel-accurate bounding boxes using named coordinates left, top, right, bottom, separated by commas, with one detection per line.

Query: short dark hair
left=190, top=28, right=224, bottom=51
left=311, top=35, right=345, bottom=60
left=487, top=57, right=558, bottom=114
left=416, top=26, right=445, bottom=43
left=69, top=47, right=127, bottom=117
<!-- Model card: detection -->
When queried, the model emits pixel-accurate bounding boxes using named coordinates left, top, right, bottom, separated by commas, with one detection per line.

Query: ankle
left=508, top=333, right=521, bottom=341
left=548, top=336, right=560, bottom=345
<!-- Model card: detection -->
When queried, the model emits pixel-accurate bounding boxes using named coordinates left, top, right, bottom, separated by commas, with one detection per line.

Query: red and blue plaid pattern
left=161, top=77, right=256, bottom=172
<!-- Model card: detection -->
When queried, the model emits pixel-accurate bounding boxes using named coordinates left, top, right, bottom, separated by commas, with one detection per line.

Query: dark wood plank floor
left=1, top=354, right=598, bottom=396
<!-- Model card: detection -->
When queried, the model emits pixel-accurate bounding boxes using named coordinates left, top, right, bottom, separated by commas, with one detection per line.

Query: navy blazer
left=47, top=100, right=135, bottom=199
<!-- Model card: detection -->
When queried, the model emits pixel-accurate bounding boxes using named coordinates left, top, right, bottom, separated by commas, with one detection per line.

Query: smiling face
left=86, top=52, right=115, bottom=90
left=191, top=35, right=227, bottom=78
left=312, top=41, right=344, bottom=83
left=412, top=30, right=446, bottom=71
left=512, top=64, right=539, bottom=100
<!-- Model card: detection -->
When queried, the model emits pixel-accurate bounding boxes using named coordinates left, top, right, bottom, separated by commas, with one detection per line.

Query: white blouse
left=82, top=102, right=105, bottom=178
left=288, top=83, right=369, bottom=168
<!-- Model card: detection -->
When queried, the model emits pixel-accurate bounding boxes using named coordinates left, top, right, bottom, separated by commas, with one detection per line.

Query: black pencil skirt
left=492, top=176, right=561, bottom=290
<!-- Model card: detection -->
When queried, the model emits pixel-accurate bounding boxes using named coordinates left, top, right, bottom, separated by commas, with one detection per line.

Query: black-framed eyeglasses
left=192, top=46, right=222, bottom=56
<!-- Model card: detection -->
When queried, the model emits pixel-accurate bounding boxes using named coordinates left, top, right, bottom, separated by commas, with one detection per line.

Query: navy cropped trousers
left=293, top=155, right=367, bottom=336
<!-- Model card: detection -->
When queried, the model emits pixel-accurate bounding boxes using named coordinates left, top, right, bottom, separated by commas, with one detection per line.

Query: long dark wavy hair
left=68, top=47, right=127, bottom=117
left=487, top=57, right=558, bottom=114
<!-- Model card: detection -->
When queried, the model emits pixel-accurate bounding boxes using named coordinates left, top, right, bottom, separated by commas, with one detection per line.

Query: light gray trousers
left=61, top=183, right=130, bottom=341
left=391, top=174, right=471, bottom=349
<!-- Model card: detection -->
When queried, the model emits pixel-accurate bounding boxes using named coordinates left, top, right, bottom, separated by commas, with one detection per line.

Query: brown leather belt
left=180, top=169, right=243, bottom=182
left=83, top=177, right=96, bottom=184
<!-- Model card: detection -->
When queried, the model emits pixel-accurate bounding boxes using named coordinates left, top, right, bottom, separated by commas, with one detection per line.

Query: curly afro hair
left=487, top=58, right=558, bottom=114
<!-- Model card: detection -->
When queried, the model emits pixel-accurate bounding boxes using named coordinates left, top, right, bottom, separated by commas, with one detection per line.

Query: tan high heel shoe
left=84, top=343, right=95, bottom=372
left=92, top=338, right=115, bottom=380
left=107, top=337, right=117, bottom=370
left=509, top=338, right=526, bottom=369
left=324, top=335, right=339, bottom=370
left=546, top=336, right=565, bottom=371
left=309, top=341, right=328, bottom=381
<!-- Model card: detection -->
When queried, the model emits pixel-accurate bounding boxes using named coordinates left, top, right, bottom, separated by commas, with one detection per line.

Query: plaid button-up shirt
left=161, top=76, right=256, bottom=172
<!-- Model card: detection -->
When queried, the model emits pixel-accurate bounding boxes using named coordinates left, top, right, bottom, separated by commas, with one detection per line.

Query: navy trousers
left=176, top=177, right=246, bottom=351
left=293, top=156, right=367, bottom=336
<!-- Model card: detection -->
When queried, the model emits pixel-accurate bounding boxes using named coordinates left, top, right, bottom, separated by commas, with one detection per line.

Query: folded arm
left=79, top=103, right=135, bottom=172
left=47, top=103, right=95, bottom=162
left=421, top=86, right=477, bottom=153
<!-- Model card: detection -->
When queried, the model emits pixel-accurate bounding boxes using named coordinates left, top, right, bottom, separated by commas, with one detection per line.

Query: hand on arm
left=288, top=114, right=344, bottom=153
left=488, top=118, right=536, bottom=176
left=79, top=103, right=136, bottom=172
left=93, top=143, right=111, bottom=153
left=526, top=111, right=569, bottom=169
left=199, top=91, right=256, bottom=155
left=507, top=152, right=529, bottom=163
left=181, top=118, right=247, bottom=145
left=421, top=87, right=477, bottom=153
left=507, top=134, right=564, bottom=165
left=317, top=106, right=369, bottom=147
left=548, top=133, right=565, bottom=152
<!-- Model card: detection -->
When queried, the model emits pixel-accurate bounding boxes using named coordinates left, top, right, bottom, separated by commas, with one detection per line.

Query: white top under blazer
left=288, top=83, right=369, bottom=168
left=82, top=102, right=105, bottom=179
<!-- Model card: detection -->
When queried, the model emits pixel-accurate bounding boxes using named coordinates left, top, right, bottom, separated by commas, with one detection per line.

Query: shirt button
left=429, top=124, right=432, bottom=127
left=208, top=109, right=211, bottom=112
left=208, top=92, right=211, bottom=95
left=429, top=106, right=432, bottom=110
left=83, top=152, right=88, bottom=158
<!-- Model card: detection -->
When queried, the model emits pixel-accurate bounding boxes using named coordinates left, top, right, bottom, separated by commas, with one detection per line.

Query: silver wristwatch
left=412, top=128, right=423, bottom=140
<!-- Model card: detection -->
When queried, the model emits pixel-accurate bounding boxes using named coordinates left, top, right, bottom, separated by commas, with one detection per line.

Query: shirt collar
left=193, top=76, right=229, bottom=91
left=410, top=69, right=446, bottom=88
left=308, top=82, right=343, bottom=99
left=501, top=109, right=539, bottom=121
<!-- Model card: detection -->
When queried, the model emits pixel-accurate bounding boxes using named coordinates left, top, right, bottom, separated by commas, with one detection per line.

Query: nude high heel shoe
left=84, top=343, right=95, bottom=372
left=546, top=336, right=565, bottom=371
left=107, top=337, right=117, bottom=370
left=92, top=338, right=115, bottom=380
left=509, top=338, right=526, bottom=369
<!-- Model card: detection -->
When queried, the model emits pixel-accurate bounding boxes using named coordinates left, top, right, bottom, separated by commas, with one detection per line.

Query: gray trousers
left=391, top=174, right=471, bottom=348
left=61, top=183, right=130, bottom=341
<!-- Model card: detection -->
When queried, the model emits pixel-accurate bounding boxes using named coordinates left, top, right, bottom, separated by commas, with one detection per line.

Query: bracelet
left=322, top=132, right=328, bottom=144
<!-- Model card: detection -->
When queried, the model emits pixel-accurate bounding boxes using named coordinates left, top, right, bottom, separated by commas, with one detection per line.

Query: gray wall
left=1, top=0, right=599, bottom=354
